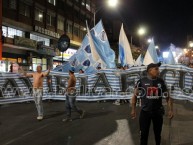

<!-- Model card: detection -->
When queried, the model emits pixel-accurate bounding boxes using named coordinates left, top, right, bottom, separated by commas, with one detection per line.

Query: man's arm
left=20, top=68, right=33, bottom=77
left=165, top=92, right=174, bottom=119
left=131, top=88, right=139, bottom=119
left=24, top=72, right=33, bottom=77
left=42, top=67, right=50, bottom=77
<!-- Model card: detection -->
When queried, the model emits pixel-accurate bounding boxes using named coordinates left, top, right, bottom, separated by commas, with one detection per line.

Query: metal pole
left=130, top=36, right=133, bottom=47
left=0, top=0, right=2, bottom=60
left=62, top=52, right=63, bottom=64
left=94, top=11, right=96, bottom=26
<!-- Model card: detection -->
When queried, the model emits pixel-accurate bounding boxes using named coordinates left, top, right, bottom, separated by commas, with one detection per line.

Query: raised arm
left=42, top=67, right=50, bottom=77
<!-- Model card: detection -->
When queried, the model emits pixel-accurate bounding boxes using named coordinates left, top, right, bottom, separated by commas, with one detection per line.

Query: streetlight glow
left=147, top=38, right=152, bottom=43
left=94, top=0, right=118, bottom=26
left=189, top=41, right=193, bottom=47
left=155, top=45, right=159, bottom=49
left=138, top=27, right=146, bottom=36
left=107, top=0, right=118, bottom=8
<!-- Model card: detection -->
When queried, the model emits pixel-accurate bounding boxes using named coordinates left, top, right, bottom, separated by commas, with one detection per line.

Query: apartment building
left=1, top=0, right=96, bottom=71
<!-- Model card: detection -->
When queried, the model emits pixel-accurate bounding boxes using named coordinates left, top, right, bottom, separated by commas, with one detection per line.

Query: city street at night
left=1, top=100, right=193, bottom=145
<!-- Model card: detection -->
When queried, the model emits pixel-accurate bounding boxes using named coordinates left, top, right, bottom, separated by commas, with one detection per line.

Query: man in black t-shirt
left=131, top=62, right=173, bottom=145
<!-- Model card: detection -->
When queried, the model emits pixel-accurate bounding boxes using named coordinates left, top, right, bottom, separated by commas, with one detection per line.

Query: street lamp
left=107, top=0, right=118, bottom=7
left=137, top=27, right=146, bottom=49
left=94, top=0, right=118, bottom=26
left=189, top=41, right=193, bottom=47
left=138, top=27, right=146, bottom=36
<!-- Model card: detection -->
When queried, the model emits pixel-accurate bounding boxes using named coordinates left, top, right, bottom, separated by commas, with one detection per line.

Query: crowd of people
left=7, top=62, right=174, bottom=145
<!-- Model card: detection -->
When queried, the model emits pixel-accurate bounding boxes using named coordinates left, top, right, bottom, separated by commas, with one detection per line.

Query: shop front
left=1, top=36, right=37, bottom=72
left=34, top=44, right=56, bottom=71
left=53, top=47, right=77, bottom=68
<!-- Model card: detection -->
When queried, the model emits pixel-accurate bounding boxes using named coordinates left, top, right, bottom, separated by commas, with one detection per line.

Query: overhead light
left=39, top=14, right=43, bottom=18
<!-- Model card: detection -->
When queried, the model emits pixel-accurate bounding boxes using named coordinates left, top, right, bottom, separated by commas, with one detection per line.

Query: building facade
left=1, top=0, right=96, bottom=71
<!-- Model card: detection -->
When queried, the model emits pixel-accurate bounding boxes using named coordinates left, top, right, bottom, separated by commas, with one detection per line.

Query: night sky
left=99, top=0, right=193, bottom=49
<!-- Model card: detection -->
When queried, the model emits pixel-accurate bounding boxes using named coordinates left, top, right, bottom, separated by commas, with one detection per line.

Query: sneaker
left=113, top=100, right=120, bottom=105
left=62, top=118, right=72, bottom=122
left=114, top=102, right=120, bottom=105
left=37, top=116, right=43, bottom=120
left=80, top=111, right=85, bottom=119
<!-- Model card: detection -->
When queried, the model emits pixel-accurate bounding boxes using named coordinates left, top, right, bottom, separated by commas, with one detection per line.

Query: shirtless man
left=63, top=67, right=85, bottom=122
left=23, top=66, right=50, bottom=120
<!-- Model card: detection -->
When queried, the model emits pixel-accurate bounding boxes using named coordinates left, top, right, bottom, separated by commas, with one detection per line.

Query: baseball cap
left=69, top=67, right=75, bottom=73
left=147, top=62, right=161, bottom=72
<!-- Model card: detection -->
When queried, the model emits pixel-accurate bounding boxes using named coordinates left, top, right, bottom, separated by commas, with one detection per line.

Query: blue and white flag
left=143, top=39, right=159, bottom=65
left=87, top=20, right=116, bottom=69
left=118, top=24, right=134, bottom=66
left=166, top=48, right=176, bottom=65
left=134, top=54, right=143, bottom=66
left=53, top=20, right=115, bottom=73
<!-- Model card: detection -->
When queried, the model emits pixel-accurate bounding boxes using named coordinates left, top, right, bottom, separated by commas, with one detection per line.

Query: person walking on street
left=63, top=67, right=85, bottom=122
left=23, top=66, right=50, bottom=120
left=131, top=62, right=173, bottom=145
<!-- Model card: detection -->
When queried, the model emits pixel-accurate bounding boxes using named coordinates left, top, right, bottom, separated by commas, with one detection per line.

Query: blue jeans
left=33, top=88, right=43, bottom=117
left=65, top=94, right=82, bottom=118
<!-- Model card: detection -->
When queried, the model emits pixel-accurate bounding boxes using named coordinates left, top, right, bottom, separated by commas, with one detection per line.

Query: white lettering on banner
left=146, top=96, right=161, bottom=99
left=34, top=26, right=60, bottom=38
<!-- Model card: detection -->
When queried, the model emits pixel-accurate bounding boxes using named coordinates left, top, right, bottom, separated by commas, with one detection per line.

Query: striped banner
left=1, top=64, right=193, bottom=104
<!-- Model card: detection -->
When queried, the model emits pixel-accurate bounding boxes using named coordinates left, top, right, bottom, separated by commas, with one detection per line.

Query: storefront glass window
left=2, top=26, right=7, bottom=37
left=6, top=27, right=24, bottom=38
left=30, top=34, right=50, bottom=46
left=32, top=58, right=47, bottom=71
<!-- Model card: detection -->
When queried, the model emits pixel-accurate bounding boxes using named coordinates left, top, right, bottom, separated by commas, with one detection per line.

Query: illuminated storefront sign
left=34, top=25, right=60, bottom=38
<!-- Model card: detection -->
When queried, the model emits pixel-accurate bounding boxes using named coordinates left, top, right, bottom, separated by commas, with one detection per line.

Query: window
left=35, top=8, right=44, bottom=22
left=80, top=27, right=86, bottom=39
left=81, top=0, right=85, bottom=6
left=66, top=20, right=73, bottom=34
left=86, top=0, right=90, bottom=11
left=47, top=11, right=55, bottom=26
left=2, top=26, right=8, bottom=37
left=91, top=2, right=95, bottom=13
left=42, top=58, right=47, bottom=70
left=9, top=0, right=16, bottom=10
left=73, top=24, right=79, bottom=37
left=6, top=27, right=24, bottom=38
left=57, top=15, right=64, bottom=30
left=48, top=0, right=56, bottom=5
left=30, top=34, right=50, bottom=46
left=19, top=2, right=31, bottom=17
left=66, top=0, right=73, bottom=6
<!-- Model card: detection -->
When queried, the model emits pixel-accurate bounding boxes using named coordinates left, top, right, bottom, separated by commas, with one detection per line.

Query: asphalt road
left=1, top=100, right=193, bottom=145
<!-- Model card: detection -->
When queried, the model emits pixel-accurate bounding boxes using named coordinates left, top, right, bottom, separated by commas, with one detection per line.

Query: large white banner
left=1, top=64, right=193, bottom=104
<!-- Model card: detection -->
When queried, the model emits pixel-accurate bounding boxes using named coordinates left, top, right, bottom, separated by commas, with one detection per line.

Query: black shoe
left=80, top=111, right=85, bottom=119
left=62, top=118, right=72, bottom=122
